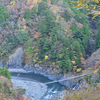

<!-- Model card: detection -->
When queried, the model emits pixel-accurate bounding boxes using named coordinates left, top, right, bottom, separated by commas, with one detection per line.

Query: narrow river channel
left=11, top=71, right=67, bottom=100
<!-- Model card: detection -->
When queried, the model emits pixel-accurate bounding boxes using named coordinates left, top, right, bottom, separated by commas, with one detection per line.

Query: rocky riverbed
left=11, top=78, right=47, bottom=100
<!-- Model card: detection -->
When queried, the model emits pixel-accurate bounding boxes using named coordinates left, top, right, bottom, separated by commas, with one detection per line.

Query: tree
left=17, top=30, right=29, bottom=44
left=38, top=10, right=56, bottom=35
left=62, top=9, right=71, bottom=21
left=73, top=41, right=81, bottom=68
left=37, top=2, right=48, bottom=15
left=31, top=7, right=37, bottom=16
left=23, top=9, right=32, bottom=20
left=95, top=27, right=100, bottom=50
left=25, top=39, right=34, bottom=57
left=0, top=3, right=10, bottom=24
left=57, top=48, right=72, bottom=72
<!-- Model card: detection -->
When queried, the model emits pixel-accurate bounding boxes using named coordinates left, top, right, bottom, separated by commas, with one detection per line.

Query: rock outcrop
left=7, top=47, right=23, bottom=68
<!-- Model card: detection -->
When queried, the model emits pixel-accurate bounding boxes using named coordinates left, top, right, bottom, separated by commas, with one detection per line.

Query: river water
left=11, top=72, right=67, bottom=100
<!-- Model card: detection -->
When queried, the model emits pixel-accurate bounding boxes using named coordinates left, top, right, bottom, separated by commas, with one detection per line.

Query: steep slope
left=0, top=0, right=91, bottom=74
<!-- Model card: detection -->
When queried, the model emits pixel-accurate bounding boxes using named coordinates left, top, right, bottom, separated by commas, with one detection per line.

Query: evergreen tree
left=43, top=38, right=51, bottom=52
left=73, top=41, right=81, bottom=54
left=24, top=9, right=32, bottom=20
left=37, top=2, right=48, bottom=15
left=17, top=30, right=29, bottom=44
left=0, top=3, right=10, bottom=24
left=38, top=10, right=56, bottom=35
left=31, top=7, right=37, bottom=16
left=73, top=41, right=81, bottom=68
left=68, top=47, right=74, bottom=60
left=4, top=66, right=11, bottom=80
left=57, top=48, right=72, bottom=72
left=95, top=27, right=100, bottom=50
left=82, top=36, right=88, bottom=53
left=62, top=9, right=71, bottom=21
left=80, top=44, right=86, bottom=57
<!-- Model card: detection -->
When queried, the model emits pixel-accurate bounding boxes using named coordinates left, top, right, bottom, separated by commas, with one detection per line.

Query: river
left=11, top=71, right=67, bottom=100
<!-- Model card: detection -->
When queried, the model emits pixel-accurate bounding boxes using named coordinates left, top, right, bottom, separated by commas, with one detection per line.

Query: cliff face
left=7, top=47, right=23, bottom=68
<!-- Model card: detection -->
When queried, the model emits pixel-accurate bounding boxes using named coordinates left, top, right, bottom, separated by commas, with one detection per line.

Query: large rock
left=7, top=48, right=23, bottom=68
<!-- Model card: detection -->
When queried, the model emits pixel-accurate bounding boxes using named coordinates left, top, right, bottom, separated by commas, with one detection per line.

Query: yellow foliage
left=33, top=59, right=36, bottom=62
left=45, top=55, right=48, bottom=60
left=23, top=25, right=26, bottom=30
left=36, top=57, right=38, bottom=59
left=22, top=18, right=25, bottom=22
left=10, top=1, right=16, bottom=6
left=68, top=1, right=75, bottom=4
left=38, top=61, right=42, bottom=63
left=71, top=61, right=76, bottom=64
left=76, top=68, right=82, bottom=72
left=94, top=69, right=98, bottom=74
left=68, top=0, right=100, bottom=18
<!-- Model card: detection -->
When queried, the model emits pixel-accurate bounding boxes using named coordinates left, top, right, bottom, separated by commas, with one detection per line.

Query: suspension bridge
left=44, top=71, right=93, bottom=85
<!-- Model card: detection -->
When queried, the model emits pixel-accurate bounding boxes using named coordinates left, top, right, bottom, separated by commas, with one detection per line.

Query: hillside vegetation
left=0, top=0, right=92, bottom=73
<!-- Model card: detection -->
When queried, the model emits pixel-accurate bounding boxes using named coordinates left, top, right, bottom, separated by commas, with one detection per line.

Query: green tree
left=95, top=27, right=100, bottom=50
left=73, top=41, right=81, bottom=68
left=37, top=2, right=48, bottom=15
left=25, top=39, right=34, bottom=57
left=62, top=9, right=71, bottom=21
left=17, top=30, right=29, bottom=44
left=31, top=7, right=37, bottom=16
left=24, top=9, right=32, bottom=20
left=57, top=48, right=72, bottom=72
left=38, top=10, right=56, bottom=35
left=0, top=3, right=10, bottom=24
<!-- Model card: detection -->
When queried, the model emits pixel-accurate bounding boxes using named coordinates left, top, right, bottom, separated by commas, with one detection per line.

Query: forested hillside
left=0, top=0, right=93, bottom=73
